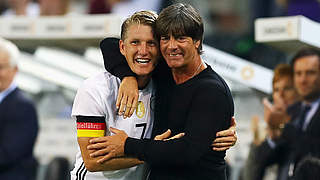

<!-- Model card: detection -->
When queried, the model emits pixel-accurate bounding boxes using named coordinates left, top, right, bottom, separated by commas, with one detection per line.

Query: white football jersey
left=70, top=71, right=154, bottom=180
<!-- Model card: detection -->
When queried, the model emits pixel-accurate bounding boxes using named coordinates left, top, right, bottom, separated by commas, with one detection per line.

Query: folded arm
left=78, top=137, right=143, bottom=172
left=90, top=85, right=233, bottom=167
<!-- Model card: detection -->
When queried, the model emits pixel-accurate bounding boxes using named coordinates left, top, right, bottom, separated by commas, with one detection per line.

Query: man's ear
left=194, top=40, right=200, bottom=49
left=119, top=40, right=125, bottom=56
left=13, top=66, right=18, bottom=75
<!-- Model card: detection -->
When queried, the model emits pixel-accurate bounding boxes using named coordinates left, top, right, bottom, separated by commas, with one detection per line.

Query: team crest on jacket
left=136, top=101, right=145, bottom=118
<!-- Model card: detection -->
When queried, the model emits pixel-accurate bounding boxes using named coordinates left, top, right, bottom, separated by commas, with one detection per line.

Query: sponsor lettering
left=77, top=122, right=105, bottom=130
left=11, top=24, right=30, bottom=32
left=84, top=25, right=103, bottom=31
left=46, top=25, right=66, bottom=32
left=211, top=57, right=237, bottom=72
left=264, top=26, right=286, bottom=34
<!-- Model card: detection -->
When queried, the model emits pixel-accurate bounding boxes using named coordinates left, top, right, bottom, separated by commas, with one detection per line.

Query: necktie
left=297, top=104, right=311, bottom=131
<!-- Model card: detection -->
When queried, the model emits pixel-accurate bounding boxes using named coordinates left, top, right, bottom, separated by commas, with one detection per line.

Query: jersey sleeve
left=72, top=79, right=108, bottom=137
left=125, top=84, right=233, bottom=167
left=72, top=81, right=105, bottom=117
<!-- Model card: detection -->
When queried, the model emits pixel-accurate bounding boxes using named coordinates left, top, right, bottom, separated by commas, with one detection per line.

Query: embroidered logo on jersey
left=76, top=116, right=106, bottom=137
left=136, top=101, right=145, bottom=118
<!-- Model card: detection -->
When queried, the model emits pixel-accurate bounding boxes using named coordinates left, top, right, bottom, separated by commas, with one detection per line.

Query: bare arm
left=78, top=137, right=143, bottom=172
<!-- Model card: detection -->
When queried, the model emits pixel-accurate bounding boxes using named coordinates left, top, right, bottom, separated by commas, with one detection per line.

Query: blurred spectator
left=108, top=0, right=162, bottom=17
left=0, top=38, right=39, bottom=180
left=252, top=48, right=320, bottom=180
left=0, top=1, right=7, bottom=14
left=39, top=0, right=70, bottom=16
left=263, top=64, right=300, bottom=131
left=242, top=64, right=300, bottom=180
left=2, top=0, right=39, bottom=16
left=293, top=155, right=320, bottom=180
left=44, top=157, right=71, bottom=180
left=88, top=0, right=111, bottom=14
left=88, top=0, right=172, bottom=15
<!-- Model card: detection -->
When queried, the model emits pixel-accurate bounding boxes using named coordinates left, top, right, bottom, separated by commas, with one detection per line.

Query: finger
left=212, top=142, right=234, bottom=148
left=216, top=128, right=235, bottom=137
left=213, top=146, right=229, bottom=151
left=123, top=97, right=133, bottom=118
left=118, top=95, right=128, bottom=116
left=90, top=147, right=111, bottom=157
left=213, top=136, right=236, bottom=143
left=128, top=95, right=138, bottom=117
left=97, top=152, right=115, bottom=163
left=166, top=132, right=185, bottom=141
left=116, top=91, right=123, bottom=110
left=262, top=97, right=273, bottom=109
left=128, top=105, right=137, bottom=118
left=109, top=127, right=122, bottom=134
left=89, top=137, right=106, bottom=144
left=154, top=129, right=171, bottom=140
left=87, top=142, right=106, bottom=150
left=231, top=116, right=236, bottom=126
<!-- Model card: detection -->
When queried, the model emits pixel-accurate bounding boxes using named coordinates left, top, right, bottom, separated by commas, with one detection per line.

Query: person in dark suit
left=0, top=38, right=39, bottom=180
left=254, top=48, right=320, bottom=180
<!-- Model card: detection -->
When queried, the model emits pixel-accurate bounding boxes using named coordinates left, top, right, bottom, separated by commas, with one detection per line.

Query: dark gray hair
left=155, top=3, right=204, bottom=54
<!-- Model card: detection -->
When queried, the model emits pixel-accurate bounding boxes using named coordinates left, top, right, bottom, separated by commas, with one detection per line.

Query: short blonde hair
left=120, top=10, right=158, bottom=41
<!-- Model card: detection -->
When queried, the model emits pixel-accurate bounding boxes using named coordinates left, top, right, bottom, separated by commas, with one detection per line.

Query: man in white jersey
left=71, top=10, right=159, bottom=180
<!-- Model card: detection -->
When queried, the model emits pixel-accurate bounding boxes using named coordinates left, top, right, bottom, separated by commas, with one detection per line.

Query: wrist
left=123, top=76, right=137, bottom=80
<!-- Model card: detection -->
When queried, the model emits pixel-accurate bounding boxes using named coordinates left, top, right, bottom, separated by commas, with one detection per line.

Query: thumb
left=231, top=116, right=236, bottom=127
left=263, top=98, right=273, bottom=109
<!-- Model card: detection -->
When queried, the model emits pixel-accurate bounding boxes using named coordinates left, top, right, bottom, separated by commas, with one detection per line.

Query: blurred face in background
left=294, top=55, right=320, bottom=102
left=6, top=0, right=30, bottom=15
left=273, top=75, right=299, bottom=107
left=6, top=0, right=29, bottom=7
left=0, top=49, right=17, bottom=92
left=39, top=0, right=69, bottom=15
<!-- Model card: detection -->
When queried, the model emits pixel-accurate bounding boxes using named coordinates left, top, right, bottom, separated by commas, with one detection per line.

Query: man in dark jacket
left=0, top=38, right=39, bottom=180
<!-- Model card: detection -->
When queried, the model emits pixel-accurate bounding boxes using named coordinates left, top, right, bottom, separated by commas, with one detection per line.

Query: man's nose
left=138, top=43, right=147, bottom=55
left=168, top=38, right=178, bottom=49
left=299, top=73, right=308, bottom=83
left=279, top=90, right=285, bottom=98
